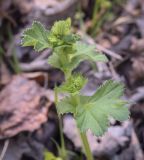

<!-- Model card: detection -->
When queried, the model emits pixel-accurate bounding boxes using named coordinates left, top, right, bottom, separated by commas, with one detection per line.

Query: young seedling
left=22, top=18, right=129, bottom=160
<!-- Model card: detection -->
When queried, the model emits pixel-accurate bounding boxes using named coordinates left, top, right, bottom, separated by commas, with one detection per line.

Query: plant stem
left=59, top=117, right=66, bottom=159
left=80, top=132, right=94, bottom=160
left=54, top=88, right=67, bottom=160
left=74, top=95, right=93, bottom=160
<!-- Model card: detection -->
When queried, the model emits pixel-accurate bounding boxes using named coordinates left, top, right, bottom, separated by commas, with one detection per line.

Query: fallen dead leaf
left=131, top=56, right=144, bottom=82
left=131, top=38, right=144, bottom=53
left=0, top=75, right=53, bottom=139
left=0, top=62, right=12, bottom=87
left=22, top=72, right=48, bottom=86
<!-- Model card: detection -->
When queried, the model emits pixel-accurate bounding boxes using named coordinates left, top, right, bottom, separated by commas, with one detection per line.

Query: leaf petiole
left=80, top=132, right=94, bottom=160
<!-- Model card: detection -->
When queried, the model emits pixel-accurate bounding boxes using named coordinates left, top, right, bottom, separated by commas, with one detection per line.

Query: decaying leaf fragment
left=0, top=75, right=52, bottom=139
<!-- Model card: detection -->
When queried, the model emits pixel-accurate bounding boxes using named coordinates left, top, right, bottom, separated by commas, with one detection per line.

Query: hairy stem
left=80, top=132, right=94, bottom=160
left=54, top=88, right=67, bottom=160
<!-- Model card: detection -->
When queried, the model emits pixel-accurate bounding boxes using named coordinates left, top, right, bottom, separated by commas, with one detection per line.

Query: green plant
left=22, top=18, right=129, bottom=160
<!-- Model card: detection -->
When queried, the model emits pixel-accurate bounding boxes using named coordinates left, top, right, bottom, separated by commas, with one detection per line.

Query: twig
left=109, top=62, right=121, bottom=81
left=0, top=140, right=9, bottom=160
left=95, top=43, right=123, bottom=60
left=20, top=59, right=51, bottom=72
left=20, top=49, right=52, bottom=72
left=130, top=87, right=144, bottom=102
left=35, top=49, right=51, bottom=61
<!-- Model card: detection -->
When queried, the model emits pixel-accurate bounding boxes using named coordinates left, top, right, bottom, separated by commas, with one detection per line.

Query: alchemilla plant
left=22, top=18, right=129, bottom=160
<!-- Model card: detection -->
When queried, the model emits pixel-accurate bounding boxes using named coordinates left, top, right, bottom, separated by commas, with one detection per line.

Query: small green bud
left=58, top=74, right=87, bottom=94
left=51, top=18, right=71, bottom=36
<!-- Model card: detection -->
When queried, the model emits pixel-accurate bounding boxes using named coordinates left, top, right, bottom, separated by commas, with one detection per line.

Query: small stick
left=95, top=43, right=122, bottom=60
left=20, top=59, right=50, bottom=72
left=0, top=140, right=9, bottom=160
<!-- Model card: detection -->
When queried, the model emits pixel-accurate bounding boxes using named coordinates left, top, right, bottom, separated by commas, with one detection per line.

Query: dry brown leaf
left=0, top=75, right=52, bottom=139
left=22, top=72, right=48, bottom=86
left=0, top=62, right=12, bottom=87
left=131, top=57, right=144, bottom=81
left=131, top=38, right=144, bottom=53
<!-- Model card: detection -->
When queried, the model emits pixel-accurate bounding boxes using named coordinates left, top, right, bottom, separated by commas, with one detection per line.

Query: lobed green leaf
left=48, top=41, right=108, bottom=75
left=22, top=21, right=50, bottom=51
left=51, top=18, right=71, bottom=36
left=56, top=95, right=78, bottom=115
left=57, top=80, right=129, bottom=136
